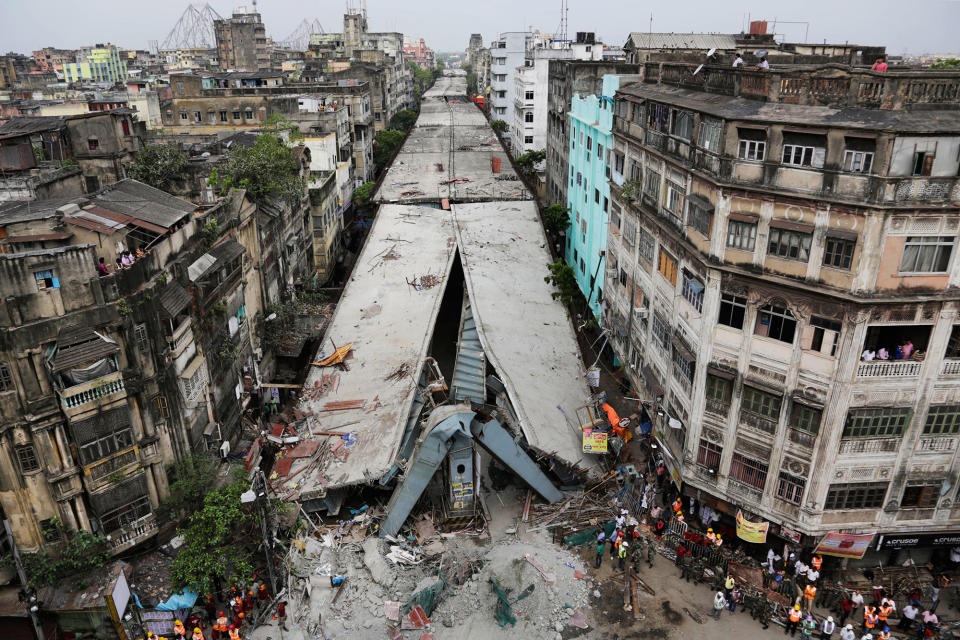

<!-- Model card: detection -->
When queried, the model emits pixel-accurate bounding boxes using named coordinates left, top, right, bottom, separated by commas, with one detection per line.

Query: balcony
left=838, top=437, right=901, bottom=455
left=58, top=371, right=126, bottom=417
left=739, top=410, right=778, bottom=435
left=704, top=399, right=729, bottom=418
left=85, top=447, right=140, bottom=482
left=107, top=514, right=158, bottom=555
left=918, top=436, right=957, bottom=454
left=166, top=319, right=194, bottom=359
left=727, top=478, right=764, bottom=504
left=855, top=360, right=923, bottom=378
left=892, top=176, right=960, bottom=203
left=788, top=428, right=817, bottom=450
left=941, top=360, right=960, bottom=377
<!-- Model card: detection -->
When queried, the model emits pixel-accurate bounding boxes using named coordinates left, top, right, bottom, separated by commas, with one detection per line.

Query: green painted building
left=63, top=46, right=127, bottom=84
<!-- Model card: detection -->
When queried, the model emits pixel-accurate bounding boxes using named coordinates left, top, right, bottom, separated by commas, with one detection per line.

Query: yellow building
left=63, top=46, right=127, bottom=84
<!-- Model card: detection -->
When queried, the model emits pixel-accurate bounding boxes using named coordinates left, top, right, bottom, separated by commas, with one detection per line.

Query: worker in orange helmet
left=227, top=625, right=240, bottom=640
left=191, top=628, right=204, bottom=640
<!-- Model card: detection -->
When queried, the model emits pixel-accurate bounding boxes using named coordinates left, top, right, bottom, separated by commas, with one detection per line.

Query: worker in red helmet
left=227, top=625, right=239, bottom=640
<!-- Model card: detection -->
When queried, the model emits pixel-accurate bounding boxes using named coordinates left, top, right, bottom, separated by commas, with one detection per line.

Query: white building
left=511, top=33, right=603, bottom=157
left=489, top=32, right=532, bottom=134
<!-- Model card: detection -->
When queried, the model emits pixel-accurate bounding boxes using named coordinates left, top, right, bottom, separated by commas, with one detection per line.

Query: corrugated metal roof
left=187, top=254, right=216, bottom=282
left=158, top=282, right=192, bottom=318
left=2, top=232, right=72, bottom=243
left=93, top=180, right=196, bottom=229
left=0, top=116, right=66, bottom=136
left=37, top=562, right=130, bottom=613
left=627, top=32, right=738, bottom=51
left=53, top=326, right=119, bottom=371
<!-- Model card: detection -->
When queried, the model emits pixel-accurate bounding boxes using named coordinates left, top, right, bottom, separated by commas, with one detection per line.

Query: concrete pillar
left=144, top=468, right=159, bottom=508
left=59, top=500, right=78, bottom=531
left=73, top=497, right=91, bottom=532
left=152, top=462, right=169, bottom=502
left=54, top=425, right=73, bottom=470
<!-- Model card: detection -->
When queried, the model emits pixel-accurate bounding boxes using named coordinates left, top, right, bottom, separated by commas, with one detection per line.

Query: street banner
left=814, top=531, right=874, bottom=559
left=581, top=428, right=608, bottom=454
left=736, top=509, right=769, bottom=543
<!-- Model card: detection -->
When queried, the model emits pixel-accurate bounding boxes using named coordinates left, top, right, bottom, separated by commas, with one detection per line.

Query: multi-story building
left=473, top=47, right=491, bottom=101
left=511, top=32, right=603, bottom=157
left=466, top=34, right=484, bottom=65
left=545, top=59, right=641, bottom=207
left=163, top=48, right=219, bottom=72
left=605, top=61, right=960, bottom=551
left=403, top=37, right=435, bottom=69
left=32, top=48, right=75, bottom=73
left=214, top=9, right=269, bottom=71
left=564, top=74, right=640, bottom=320
left=63, top=45, right=128, bottom=85
left=489, top=32, right=530, bottom=126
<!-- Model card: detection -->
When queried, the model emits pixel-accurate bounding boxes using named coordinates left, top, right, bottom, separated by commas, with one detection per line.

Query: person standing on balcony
left=756, top=57, right=770, bottom=71
left=97, top=257, right=110, bottom=277
left=877, top=347, right=890, bottom=360
left=902, top=340, right=915, bottom=359
left=733, top=53, right=744, bottom=68
left=871, top=58, right=888, bottom=72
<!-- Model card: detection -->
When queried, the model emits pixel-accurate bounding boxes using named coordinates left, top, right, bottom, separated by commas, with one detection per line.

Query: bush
left=543, top=204, right=571, bottom=237
left=128, top=144, right=188, bottom=191
left=209, top=133, right=303, bottom=204
left=490, top=119, right=509, bottom=133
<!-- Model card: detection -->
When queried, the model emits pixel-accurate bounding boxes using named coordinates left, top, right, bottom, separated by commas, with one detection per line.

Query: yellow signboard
left=582, top=428, right=608, bottom=454
left=736, top=509, right=769, bottom=544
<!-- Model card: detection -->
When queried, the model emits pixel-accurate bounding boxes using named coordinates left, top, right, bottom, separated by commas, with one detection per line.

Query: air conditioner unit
left=633, top=308, right=648, bottom=319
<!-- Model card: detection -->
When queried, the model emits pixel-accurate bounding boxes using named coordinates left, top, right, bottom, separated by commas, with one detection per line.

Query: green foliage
left=116, top=297, right=133, bottom=317
left=466, top=72, right=478, bottom=96
left=544, top=259, right=582, bottom=307
left=409, top=61, right=436, bottom=96
left=156, top=272, right=169, bottom=285
left=515, top=149, right=546, bottom=178
left=20, top=530, right=111, bottom=588
left=202, top=217, right=221, bottom=248
left=543, top=204, right=571, bottom=237
left=208, top=133, right=304, bottom=204
left=170, top=478, right=256, bottom=593
left=374, top=129, right=407, bottom=171
left=490, top=119, right=509, bottom=133
left=263, top=113, right=303, bottom=140
left=218, top=339, right=240, bottom=361
left=619, top=180, right=642, bottom=202
left=389, top=109, right=418, bottom=132
left=353, top=181, right=377, bottom=207
left=128, top=144, right=189, bottom=191
left=931, top=58, right=960, bottom=70
left=158, top=454, right=220, bottom=522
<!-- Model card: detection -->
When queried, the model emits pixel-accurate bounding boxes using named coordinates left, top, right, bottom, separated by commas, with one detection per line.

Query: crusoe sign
left=876, top=532, right=960, bottom=550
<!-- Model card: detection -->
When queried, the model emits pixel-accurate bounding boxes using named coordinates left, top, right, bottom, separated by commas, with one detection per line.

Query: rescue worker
left=654, top=517, right=666, bottom=541
left=802, top=614, right=817, bottom=638
left=215, top=612, right=228, bottom=640
left=758, top=595, right=773, bottom=630
left=725, top=575, right=735, bottom=597
left=618, top=540, right=628, bottom=570
left=804, top=583, right=818, bottom=613
left=234, top=612, right=245, bottom=630
left=715, top=533, right=723, bottom=548
left=811, top=555, right=823, bottom=571
left=277, top=601, right=287, bottom=631
left=192, top=629, right=204, bottom=640
left=244, top=590, right=254, bottom=613
left=876, top=627, right=890, bottom=640
left=257, top=583, right=269, bottom=604
left=679, top=550, right=696, bottom=582
left=840, top=625, right=856, bottom=640
left=227, top=625, right=239, bottom=640
left=863, top=604, right=878, bottom=636
left=786, top=604, right=803, bottom=637
left=877, top=600, right=892, bottom=627
left=706, top=528, right=717, bottom=544
left=204, top=596, right=216, bottom=625
left=821, top=615, right=837, bottom=639
left=173, top=620, right=186, bottom=640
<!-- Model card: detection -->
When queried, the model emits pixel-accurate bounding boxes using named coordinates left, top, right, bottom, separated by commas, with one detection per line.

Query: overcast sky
left=2, top=0, right=958, bottom=57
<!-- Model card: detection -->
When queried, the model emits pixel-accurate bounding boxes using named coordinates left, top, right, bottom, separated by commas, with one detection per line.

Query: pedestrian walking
left=899, top=602, right=918, bottom=630
left=595, top=537, right=605, bottom=568
left=786, top=604, right=802, bottom=636
left=618, top=541, right=628, bottom=570
left=840, top=625, right=857, bottom=640
left=840, top=595, right=854, bottom=626
left=711, top=591, right=727, bottom=620
left=821, top=616, right=836, bottom=639
left=728, top=587, right=741, bottom=614
left=277, top=601, right=287, bottom=631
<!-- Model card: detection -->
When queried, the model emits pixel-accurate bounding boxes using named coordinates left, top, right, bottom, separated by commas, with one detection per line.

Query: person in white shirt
left=851, top=590, right=865, bottom=614
left=841, top=625, right=857, bottom=640
left=732, top=53, right=743, bottom=67
left=862, top=349, right=876, bottom=361
left=899, top=603, right=918, bottom=630
left=807, top=567, right=820, bottom=583
left=756, top=57, right=770, bottom=70
left=950, top=546, right=960, bottom=565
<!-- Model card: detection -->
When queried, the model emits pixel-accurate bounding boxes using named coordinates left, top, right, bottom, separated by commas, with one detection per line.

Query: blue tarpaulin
left=156, top=590, right=198, bottom=611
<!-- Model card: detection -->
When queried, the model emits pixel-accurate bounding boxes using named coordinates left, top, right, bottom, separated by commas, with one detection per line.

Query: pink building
left=403, top=37, right=435, bottom=69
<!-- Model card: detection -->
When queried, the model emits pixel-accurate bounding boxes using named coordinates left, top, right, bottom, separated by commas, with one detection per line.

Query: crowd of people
left=96, top=246, right=150, bottom=277
left=145, top=582, right=281, bottom=640
left=861, top=339, right=922, bottom=362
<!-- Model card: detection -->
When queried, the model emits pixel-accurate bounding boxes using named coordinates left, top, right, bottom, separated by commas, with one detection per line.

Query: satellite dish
left=706, top=48, right=716, bottom=57
left=693, top=64, right=704, bottom=75
left=756, top=49, right=769, bottom=58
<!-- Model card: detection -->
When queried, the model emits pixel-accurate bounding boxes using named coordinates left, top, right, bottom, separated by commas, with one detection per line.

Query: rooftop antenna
left=555, top=0, right=569, bottom=42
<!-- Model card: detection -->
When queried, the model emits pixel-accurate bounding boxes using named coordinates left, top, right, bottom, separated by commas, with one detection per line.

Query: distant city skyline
left=1, top=0, right=958, bottom=58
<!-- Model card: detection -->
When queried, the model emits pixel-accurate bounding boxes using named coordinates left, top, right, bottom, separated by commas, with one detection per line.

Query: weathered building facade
left=605, top=62, right=960, bottom=546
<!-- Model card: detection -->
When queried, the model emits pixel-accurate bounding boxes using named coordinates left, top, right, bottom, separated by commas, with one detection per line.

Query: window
left=843, top=150, right=874, bottom=173
left=705, top=374, right=731, bottom=404
left=657, top=249, right=677, bottom=286
left=697, top=439, right=722, bottom=470
left=671, top=111, right=693, bottom=140
left=180, top=111, right=188, bottom=121
left=681, top=270, right=704, bottom=312
left=726, top=219, right=757, bottom=251
left=900, top=236, right=954, bottom=273
left=153, top=395, right=170, bottom=420
left=220, top=110, right=228, bottom=122
left=594, top=188, right=600, bottom=204
left=777, top=472, right=806, bottom=505
left=132, top=323, right=149, bottom=354
left=245, top=109, right=253, bottom=120
left=781, top=133, right=826, bottom=168
left=79, top=426, right=134, bottom=465
left=718, top=293, right=747, bottom=329
left=687, top=199, right=712, bottom=237
left=16, top=444, right=39, bottom=473
left=524, top=112, right=534, bottom=123
left=924, top=405, right=960, bottom=435
left=737, top=128, right=766, bottom=160
left=39, top=518, right=61, bottom=543
left=99, top=495, right=152, bottom=533
left=825, top=482, right=887, bottom=510
left=843, top=407, right=911, bottom=438
left=804, top=316, right=841, bottom=356
left=524, top=136, right=534, bottom=144
left=901, top=483, right=942, bottom=508
left=34, top=269, right=59, bottom=290
left=823, top=236, right=856, bottom=269
left=232, top=110, right=241, bottom=120
left=754, top=304, right=796, bottom=343
left=663, top=180, right=684, bottom=217
left=0, top=362, right=12, bottom=391
left=647, top=103, right=669, bottom=132
left=741, top=386, right=782, bottom=421
left=524, top=90, right=534, bottom=100
left=638, top=228, right=655, bottom=264
left=193, top=111, right=201, bottom=122
left=698, top=118, right=722, bottom=152
left=672, top=346, right=694, bottom=385
left=629, top=161, right=642, bottom=183
left=586, top=136, right=592, bottom=152
left=913, top=151, right=935, bottom=176
left=730, top=453, right=768, bottom=490
left=619, top=269, right=627, bottom=287
left=789, top=403, right=822, bottom=435
left=652, top=312, right=670, bottom=348
left=88, top=137, right=99, bottom=150
left=613, top=152, right=625, bottom=175
left=768, top=227, right=812, bottom=261
left=597, top=143, right=603, bottom=160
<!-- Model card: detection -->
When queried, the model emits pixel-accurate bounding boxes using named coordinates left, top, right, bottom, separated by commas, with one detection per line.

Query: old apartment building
left=214, top=8, right=269, bottom=71
left=604, top=62, right=960, bottom=543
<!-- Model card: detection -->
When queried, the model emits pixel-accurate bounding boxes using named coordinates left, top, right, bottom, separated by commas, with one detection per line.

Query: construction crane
left=160, top=3, right=222, bottom=51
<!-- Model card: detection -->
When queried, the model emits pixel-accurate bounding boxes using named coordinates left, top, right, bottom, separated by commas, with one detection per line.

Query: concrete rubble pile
left=278, top=519, right=595, bottom=640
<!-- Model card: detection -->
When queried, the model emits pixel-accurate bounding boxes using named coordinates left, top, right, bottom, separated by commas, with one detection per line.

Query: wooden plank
left=319, top=399, right=366, bottom=412
left=260, top=383, right=303, bottom=389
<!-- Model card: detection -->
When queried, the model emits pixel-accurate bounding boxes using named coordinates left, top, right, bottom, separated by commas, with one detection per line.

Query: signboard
left=778, top=526, right=802, bottom=544
left=814, top=532, right=874, bottom=559
left=736, top=510, right=769, bottom=543
left=105, top=569, right=131, bottom=640
left=876, top=532, right=960, bottom=550
left=582, top=428, right=608, bottom=454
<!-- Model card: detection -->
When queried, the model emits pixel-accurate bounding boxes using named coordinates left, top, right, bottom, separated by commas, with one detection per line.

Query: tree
left=353, top=181, right=377, bottom=208
left=543, top=204, right=571, bottom=237
left=931, top=58, right=960, bottom=70
left=389, top=109, right=418, bottom=132
left=128, top=144, right=188, bottom=191
left=515, top=149, right=546, bottom=179
left=209, top=133, right=303, bottom=204
left=158, top=453, right=220, bottom=522
left=544, top=259, right=582, bottom=307
left=490, top=119, right=509, bottom=134
left=19, top=530, right=111, bottom=588
left=373, top=129, right=407, bottom=171
left=170, top=476, right=257, bottom=593
left=263, top=113, right=303, bottom=140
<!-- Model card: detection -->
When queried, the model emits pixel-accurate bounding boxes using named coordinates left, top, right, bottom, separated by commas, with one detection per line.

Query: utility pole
left=243, top=469, right=277, bottom=596
left=4, top=520, right=45, bottom=640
